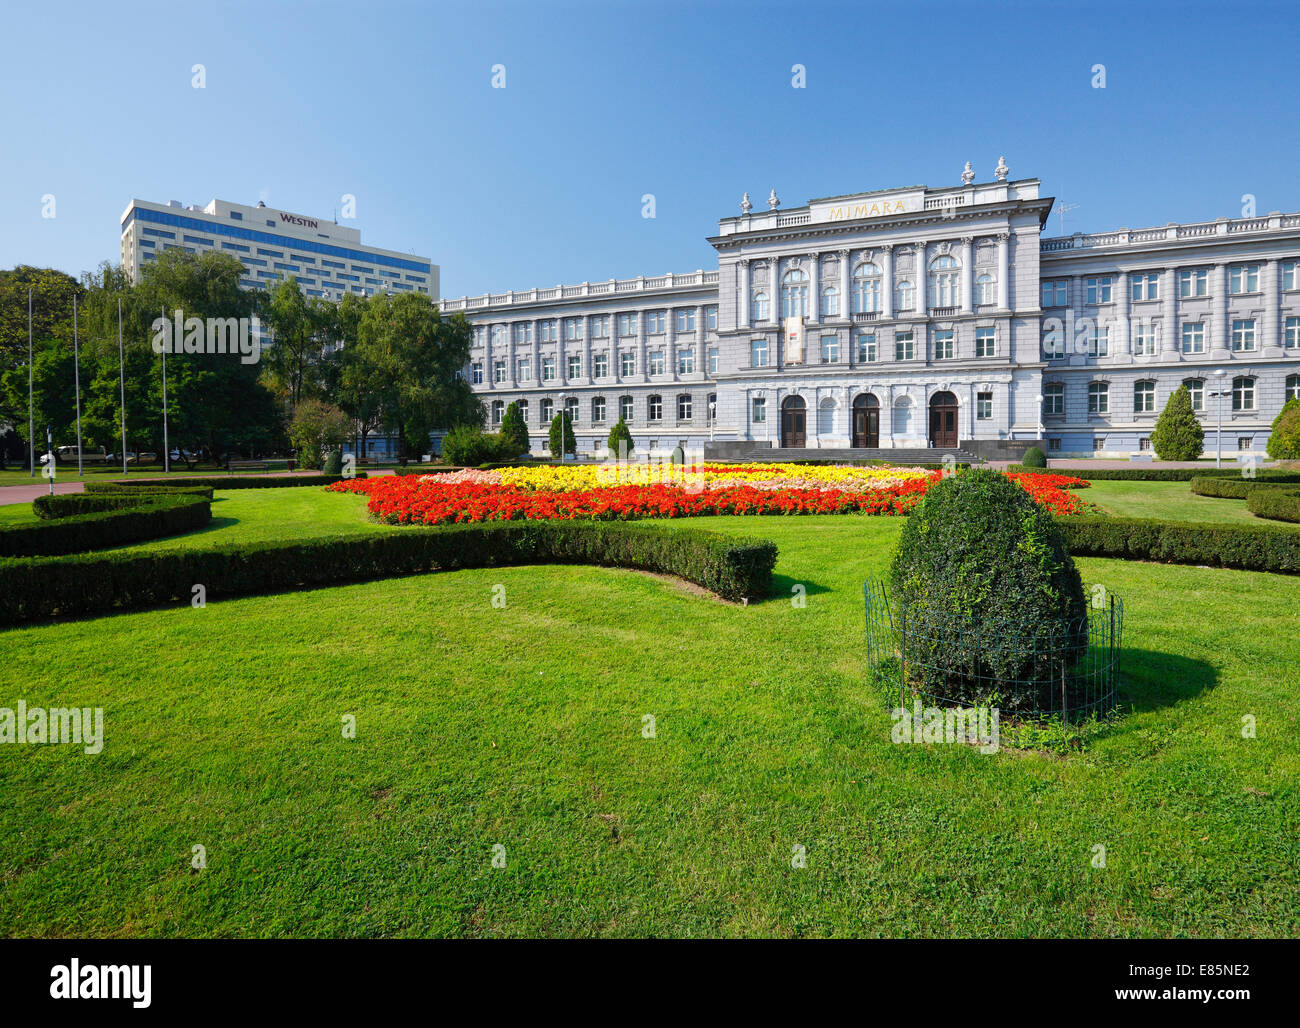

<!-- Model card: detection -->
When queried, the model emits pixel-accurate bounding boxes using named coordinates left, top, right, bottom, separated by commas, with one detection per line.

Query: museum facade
left=439, top=163, right=1300, bottom=458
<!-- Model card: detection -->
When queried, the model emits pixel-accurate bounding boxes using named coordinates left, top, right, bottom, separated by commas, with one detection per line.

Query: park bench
left=227, top=459, right=297, bottom=473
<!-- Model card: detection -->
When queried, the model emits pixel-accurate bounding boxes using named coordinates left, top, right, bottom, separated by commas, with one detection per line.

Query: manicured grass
left=1, top=497, right=1296, bottom=938
left=1083, top=479, right=1264, bottom=524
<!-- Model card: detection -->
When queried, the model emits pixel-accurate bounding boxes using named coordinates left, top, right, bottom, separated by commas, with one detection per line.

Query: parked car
left=55, top=445, right=109, bottom=463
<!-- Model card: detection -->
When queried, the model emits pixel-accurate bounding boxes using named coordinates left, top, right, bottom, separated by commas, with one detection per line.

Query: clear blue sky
left=3, top=0, right=1298, bottom=298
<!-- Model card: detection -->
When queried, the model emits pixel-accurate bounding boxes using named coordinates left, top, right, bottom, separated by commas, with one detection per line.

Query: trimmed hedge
left=1189, top=475, right=1300, bottom=499
left=0, top=493, right=212, bottom=558
left=1009, top=465, right=1300, bottom=483
left=0, top=521, right=778, bottom=624
left=83, top=474, right=365, bottom=491
left=33, top=488, right=213, bottom=518
left=1060, top=517, right=1300, bottom=573
left=1247, top=487, right=1300, bottom=524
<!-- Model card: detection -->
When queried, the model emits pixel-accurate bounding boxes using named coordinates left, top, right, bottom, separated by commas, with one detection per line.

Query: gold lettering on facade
left=827, top=200, right=907, bottom=221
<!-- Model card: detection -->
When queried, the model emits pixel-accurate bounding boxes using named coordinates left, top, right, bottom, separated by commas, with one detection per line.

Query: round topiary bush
left=889, top=469, right=1088, bottom=710
left=322, top=449, right=343, bottom=475
left=1266, top=398, right=1300, bottom=460
left=1021, top=446, right=1047, bottom=469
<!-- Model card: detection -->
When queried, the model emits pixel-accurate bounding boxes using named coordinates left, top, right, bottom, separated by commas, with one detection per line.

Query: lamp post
left=1035, top=392, right=1044, bottom=442
left=558, top=391, right=567, bottom=462
left=709, top=398, right=717, bottom=442
left=1212, top=368, right=1227, bottom=468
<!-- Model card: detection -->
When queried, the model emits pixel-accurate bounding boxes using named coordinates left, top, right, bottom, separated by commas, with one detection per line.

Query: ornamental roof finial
left=961, top=161, right=975, bottom=186
left=767, top=188, right=780, bottom=211
left=740, top=191, right=752, bottom=214
left=995, top=155, right=1009, bottom=182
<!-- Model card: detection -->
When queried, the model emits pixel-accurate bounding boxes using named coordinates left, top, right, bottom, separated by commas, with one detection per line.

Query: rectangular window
left=894, top=330, right=915, bottom=361
left=618, top=313, right=636, bottom=337
left=645, top=311, right=665, bottom=334
left=1184, top=379, right=1204, bottom=412
left=542, top=356, right=556, bottom=381
left=675, top=309, right=696, bottom=332
left=1088, top=382, right=1109, bottom=414
left=976, top=392, right=993, bottom=420
left=594, top=353, right=609, bottom=378
left=592, top=397, right=606, bottom=423
left=1179, top=268, right=1209, bottom=297
left=1229, top=265, right=1260, bottom=294
left=678, top=349, right=695, bottom=374
left=1283, top=262, right=1299, bottom=292
left=856, top=333, right=877, bottom=362
left=708, top=347, right=719, bottom=374
left=648, top=396, right=663, bottom=421
left=706, top=306, right=718, bottom=331
left=1133, top=322, right=1155, bottom=356
left=933, top=329, right=954, bottom=360
left=1044, top=383, right=1064, bottom=416
left=1087, top=325, right=1109, bottom=357
left=517, top=358, right=531, bottom=382
left=1049, top=438, right=1061, bottom=452
left=975, top=327, right=996, bottom=358
left=1042, top=324, right=1065, bottom=360
left=751, top=338, right=769, bottom=367
left=1232, top=318, right=1257, bottom=351
left=620, top=352, right=636, bottom=377
left=540, top=399, right=554, bottom=423
left=677, top=395, right=692, bottom=421
left=1130, top=272, right=1160, bottom=301
left=1134, top=381, right=1156, bottom=413
left=1286, top=316, right=1300, bottom=348
left=820, top=334, right=840, bottom=363
left=1233, top=377, right=1255, bottom=411
left=565, top=319, right=582, bottom=342
left=591, top=315, right=609, bottom=338
left=752, top=396, right=767, bottom=424
left=471, top=363, right=483, bottom=385
left=1182, top=322, right=1205, bottom=353
left=649, top=351, right=665, bottom=375
left=493, top=360, right=506, bottom=384
left=539, top=320, right=557, bottom=342
left=619, top=396, right=634, bottom=422
left=1085, top=276, right=1113, bottom=304
left=515, top=323, right=532, bottom=344
left=1041, top=281, right=1067, bottom=307
left=567, top=354, right=582, bottom=379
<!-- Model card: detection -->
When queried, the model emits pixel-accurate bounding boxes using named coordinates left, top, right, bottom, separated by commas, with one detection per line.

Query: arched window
left=1088, top=382, right=1109, bottom=414
left=752, top=291, right=769, bottom=322
left=1232, top=376, right=1255, bottom=411
left=1134, top=380, right=1156, bottom=413
left=821, top=285, right=839, bottom=317
left=929, top=255, right=960, bottom=308
left=591, top=396, right=606, bottom=423
left=564, top=396, right=579, bottom=423
left=491, top=400, right=505, bottom=424
left=895, top=280, right=914, bottom=312
left=619, top=395, right=634, bottom=423
left=818, top=397, right=837, bottom=436
left=647, top=394, right=663, bottom=422
left=1287, top=374, right=1300, bottom=402
left=852, top=263, right=881, bottom=314
left=517, top=399, right=529, bottom=424
left=677, top=394, right=693, bottom=421
left=707, top=392, right=717, bottom=422
left=781, top=269, right=808, bottom=318
left=1043, top=382, right=1064, bottom=416
left=976, top=273, right=995, bottom=305
left=1182, top=378, right=1204, bottom=412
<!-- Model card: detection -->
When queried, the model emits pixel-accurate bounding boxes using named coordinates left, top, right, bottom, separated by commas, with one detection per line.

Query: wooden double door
left=929, top=391, right=958, bottom=448
left=780, top=397, right=806, bottom=448
left=852, top=394, right=879, bottom=448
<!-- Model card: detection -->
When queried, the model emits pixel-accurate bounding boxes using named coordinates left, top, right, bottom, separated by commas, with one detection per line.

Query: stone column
left=915, top=243, right=927, bottom=314
left=697, top=304, right=707, bottom=378
left=613, top=316, right=623, bottom=385
left=1114, top=271, right=1130, bottom=363
left=1211, top=263, right=1230, bottom=358
left=1264, top=258, right=1284, bottom=355
left=637, top=312, right=648, bottom=383
left=508, top=327, right=517, bottom=387
left=1160, top=268, right=1179, bottom=358
left=738, top=260, right=750, bottom=329
left=531, top=321, right=541, bottom=392
left=996, top=234, right=1010, bottom=309
left=807, top=254, right=820, bottom=323
left=583, top=315, right=593, bottom=384
left=881, top=246, right=893, bottom=320
left=960, top=237, right=974, bottom=314
left=769, top=260, right=780, bottom=325
left=839, top=249, right=851, bottom=321
left=667, top=309, right=678, bottom=382
left=484, top=326, right=494, bottom=391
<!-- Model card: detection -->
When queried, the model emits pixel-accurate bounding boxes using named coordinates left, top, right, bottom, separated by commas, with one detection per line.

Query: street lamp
left=1212, top=368, right=1228, bottom=468
left=1035, top=393, right=1044, bottom=442
left=558, top=391, right=567, bottom=463
left=709, top=398, right=717, bottom=442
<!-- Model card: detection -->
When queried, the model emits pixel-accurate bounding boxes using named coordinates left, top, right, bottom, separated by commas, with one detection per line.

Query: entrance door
left=929, top=391, right=958, bottom=448
left=852, top=394, right=880, bottom=448
left=780, top=397, right=806, bottom=448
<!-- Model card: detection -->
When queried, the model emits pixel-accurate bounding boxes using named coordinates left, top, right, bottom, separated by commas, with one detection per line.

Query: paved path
left=0, top=468, right=399, bottom=506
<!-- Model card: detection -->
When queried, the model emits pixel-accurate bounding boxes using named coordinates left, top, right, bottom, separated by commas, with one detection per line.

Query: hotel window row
left=1041, top=260, right=1300, bottom=308
left=488, top=393, right=717, bottom=427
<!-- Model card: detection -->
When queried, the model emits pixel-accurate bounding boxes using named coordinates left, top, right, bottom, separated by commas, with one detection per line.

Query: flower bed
left=328, top=464, right=1088, bottom=524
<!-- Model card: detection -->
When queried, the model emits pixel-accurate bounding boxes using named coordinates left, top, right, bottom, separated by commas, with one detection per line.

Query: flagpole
left=28, top=288, right=34, bottom=477
left=73, top=295, right=84, bottom=477
left=118, top=297, right=128, bottom=476
left=161, top=305, right=170, bottom=474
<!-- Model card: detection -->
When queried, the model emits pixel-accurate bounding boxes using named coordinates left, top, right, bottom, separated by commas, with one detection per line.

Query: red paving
left=0, top=468, right=397, bottom=506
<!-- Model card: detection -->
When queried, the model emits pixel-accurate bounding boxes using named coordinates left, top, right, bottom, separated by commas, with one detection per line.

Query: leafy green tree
left=1266, top=398, right=1300, bottom=460
left=500, top=400, right=530, bottom=456
left=1150, top=384, right=1204, bottom=461
left=288, top=398, right=351, bottom=469
left=549, top=411, right=575, bottom=458
left=607, top=416, right=634, bottom=457
left=265, top=277, right=334, bottom=409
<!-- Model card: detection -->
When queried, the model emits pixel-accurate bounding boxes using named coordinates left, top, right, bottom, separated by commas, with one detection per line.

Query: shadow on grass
left=1119, top=647, right=1218, bottom=713
left=765, top=573, right=832, bottom=602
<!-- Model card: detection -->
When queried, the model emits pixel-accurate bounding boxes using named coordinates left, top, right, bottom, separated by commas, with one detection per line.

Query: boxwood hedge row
left=1246, top=488, right=1300, bottom=523
left=0, top=520, right=778, bottom=624
left=0, top=493, right=212, bottom=558
left=1060, top=517, right=1300, bottom=573
left=82, top=473, right=366, bottom=491
left=33, top=487, right=214, bottom=517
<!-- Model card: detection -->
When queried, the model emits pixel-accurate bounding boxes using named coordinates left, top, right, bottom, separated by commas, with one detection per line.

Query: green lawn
left=1, top=486, right=1297, bottom=938
left=1083, top=479, right=1264, bottom=524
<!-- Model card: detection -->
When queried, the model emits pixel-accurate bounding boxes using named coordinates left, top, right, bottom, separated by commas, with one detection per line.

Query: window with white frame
left=895, top=330, right=915, bottom=361
left=934, top=329, right=954, bottom=359
left=1085, top=276, right=1113, bottom=304
left=1232, top=376, right=1255, bottom=411
left=494, top=360, right=507, bottom=383
left=591, top=314, right=610, bottom=338
left=976, top=392, right=992, bottom=420
left=471, top=362, right=483, bottom=384
left=852, top=263, right=881, bottom=313
left=856, top=333, right=877, bottom=362
left=1133, top=322, right=1155, bottom=355
left=617, top=313, right=637, bottom=336
left=1232, top=318, right=1257, bottom=351
left=541, top=356, right=556, bottom=381
left=567, top=354, right=582, bottom=379
left=821, top=285, right=840, bottom=317
left=565, top=397, right=579, bottom=423
left=975, top=326, right=996, bottom=358
left=1286, top=316, right=1300, bottom=348
left=517, top=357, right=532, bottom=382
left=591, top=396, right=606, bottom=423
left=1182, top=322, right=1205, bottom=353
left=706, top=306, right=717, bottom=330
left=1131, top=272, right=1160, bottom=301
left=1287, top=374, right=1300, bottom=402
left=540, top=398, right=554, bottom=422
left=593, top=353, right=608, bottom=378
left=976, top=273, right=995, bottom=305
left=514, top=322, right=532, bottom=344
left=1183, top=378, right=1204, bottom=411
left=929, top=256, right=960, bottom=308
left=517, top=399, right=529, bottom=424
left=645, top=310, right=665, bottom=334
left=678, top=349, right=695, bottom=375
left=752, top=396, right=767, bottom=424
left=1229, top=264, right=1260, bottom=294
left=751, top=337, right=769, bottom=367
left=1134, top=380, right=1156, bottom=413
left=565, top=319, right=582, bottom=342
left=675, top=309, right=695, bottom=333
left=1088, top=382, right=1109, bottom=414
left=539, top=320, right=557, bottom=342
left=1178, top=268, right=1209, bottom=297
left=781, top=269, right=808, bottom=318
left=649, top=351, right=665, bottom=375
left=1086, top=323, right=1109, bottom=356
left=677, top=394, right=692, bottom=421
left=1283, top=262, right=1299, bottom=292
left=895, top=280, right=914, bottom=312
left=620, top=351, right=636, bottom=377
left=491, top=400, right=504, bottom=424
left=491, top=324, right=507, bottom=346
left=820, top=334, right=839, bottom=363
left=752, top=292, right=769, bottom=322
left=1041, top=280, right=1067, bottom=307
left=1042, top=322, right=1065, bottom=359
left=708, top=347, right=719, bottom=374
left=1044, top=382, right=1064, bottom=416
left=647, top=395, right=663, bottom=421
left=619, top=395, right=633, bottom=422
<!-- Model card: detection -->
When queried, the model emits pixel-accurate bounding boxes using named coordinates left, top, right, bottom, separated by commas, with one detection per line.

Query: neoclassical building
left=438, top=162, right=1300, bottom=458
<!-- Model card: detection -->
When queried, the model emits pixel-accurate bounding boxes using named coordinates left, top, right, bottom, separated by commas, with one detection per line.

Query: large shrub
left=1151, top=385, right=1204, bottom=461
left=1266, top=398, right=1300, bottom=460
left=500, top=402, right=531, bottom=457
left=288, top=399, right=351, bottom=470
left=607, top=417, right=635, bottom=457
left=1021, top=446, right=1047, bottom=468
left=889, top=469, right=1087, bottom=709
left=441, top=425, right=517, bottom=466
left=549, top=412, right=576, bottom=458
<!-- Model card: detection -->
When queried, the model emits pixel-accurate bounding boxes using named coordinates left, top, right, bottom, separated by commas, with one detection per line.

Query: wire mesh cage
left=864, top=577, right=1122, bottom=722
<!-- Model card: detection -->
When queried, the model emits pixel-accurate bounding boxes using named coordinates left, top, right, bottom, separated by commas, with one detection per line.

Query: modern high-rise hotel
left=120, top=197, right=437, bottom=301
left=443, top=161, right=1300, bottom=458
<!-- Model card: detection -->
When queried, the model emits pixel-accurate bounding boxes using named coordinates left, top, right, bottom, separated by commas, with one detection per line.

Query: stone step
left=724, top=446, right=980, bottom=464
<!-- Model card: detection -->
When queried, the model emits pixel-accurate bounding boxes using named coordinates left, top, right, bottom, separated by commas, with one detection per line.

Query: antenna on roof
left=1058, top=201, right=1081, bottom=234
